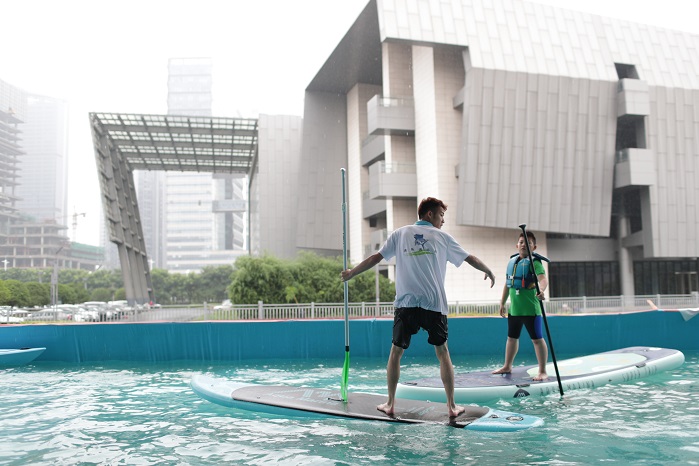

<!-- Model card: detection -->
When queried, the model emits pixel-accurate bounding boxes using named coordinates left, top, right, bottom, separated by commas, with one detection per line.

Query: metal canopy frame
left=89, top=112, right=259, bottom=305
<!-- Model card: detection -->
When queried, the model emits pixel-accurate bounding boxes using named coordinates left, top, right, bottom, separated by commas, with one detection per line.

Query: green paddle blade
left=341, top=351, right=350, bottom=401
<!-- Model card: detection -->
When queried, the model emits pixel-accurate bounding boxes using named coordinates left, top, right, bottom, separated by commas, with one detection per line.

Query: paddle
left=519, top=224, right=564, bottom=397
left=340, top=168, right=350, bottom=401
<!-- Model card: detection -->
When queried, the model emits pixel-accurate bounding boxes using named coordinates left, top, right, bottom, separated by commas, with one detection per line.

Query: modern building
left=164, top=57, right=247, bottom=273
left=249, top=114, right=303, bottom=258
left=14, top=94, right=69, bottom=226
left=1, top=79, right=101, bottom=272
left=295, top=0, right=699, bottom=301
left=0, top=79, right=26, bottom=240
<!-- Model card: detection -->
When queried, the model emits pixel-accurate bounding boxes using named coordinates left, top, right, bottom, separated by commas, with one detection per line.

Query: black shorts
left=392, top=307, right=448, bottom=349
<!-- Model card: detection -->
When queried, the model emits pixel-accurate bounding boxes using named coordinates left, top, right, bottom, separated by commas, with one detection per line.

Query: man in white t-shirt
left=341, top=197, right=495, bottom=417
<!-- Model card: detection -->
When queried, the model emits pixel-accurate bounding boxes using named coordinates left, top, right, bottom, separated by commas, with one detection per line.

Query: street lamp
left=51, top=246, right=64, bottom=318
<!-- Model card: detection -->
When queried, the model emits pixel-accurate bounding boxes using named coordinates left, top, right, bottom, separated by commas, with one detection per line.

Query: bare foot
left=491, top=367, right=512, bottom=375
left=532, top=373, right=548, bottom=381
left=377, top=402, right=394, bottom=416
left=449, top=404, right=466, bottom=418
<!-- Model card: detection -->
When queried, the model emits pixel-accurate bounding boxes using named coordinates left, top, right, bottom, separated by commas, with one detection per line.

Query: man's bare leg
left=435, top=343, right=465, bottom=417
left=492, top=337, right=519, bottom=374
left=377, top=344, right=404, bottom=415
left=532, top=338, right=549, bottom=381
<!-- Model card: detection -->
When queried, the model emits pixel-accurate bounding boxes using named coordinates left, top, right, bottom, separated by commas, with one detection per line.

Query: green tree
left=3, top=280, right=30, bottom=307
left=57, top=284, right=77, bottom=305
left=25, top=282, right=50, bottom=307
left=114, top=288, right=126, bottom=301
left=0, top=269, right=42, bottom=282
left=199, top=265, right=234, bottom=303
left=229, top=255, right=293, bottom=304
left=0, top=281, right=10, bottom=306
left=166, top=273, right=188, bottom=304
left=229, top=252, right=395, bottom=304
left=150, top=268, right=171, bottom=304
left=90, top=287, right=113, bottom=302
left=87, top=269, right=123, bottom=290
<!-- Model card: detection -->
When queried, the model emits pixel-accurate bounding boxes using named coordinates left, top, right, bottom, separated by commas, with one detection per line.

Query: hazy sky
left=2, top=0, right=697, bottom=246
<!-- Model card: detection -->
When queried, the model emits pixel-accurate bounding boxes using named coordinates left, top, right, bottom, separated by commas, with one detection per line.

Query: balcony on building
left=614, top=148, right=657, bottom=189
left=368, top=161, right=417, bottom=199
left=453, top=86, right=465, bottom=109
left=212, top=199, right=246, bottom=213
left=364, top=229, right=395, bottom=266
left=367, top=95, right=415, bottom=136
left=617, top=79, right=650, bottom=117
left=362, top=190, right=387, bottom=219
left=361, top=134, right=386, bottom=167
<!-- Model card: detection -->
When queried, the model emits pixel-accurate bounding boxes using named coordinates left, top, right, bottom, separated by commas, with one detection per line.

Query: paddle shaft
left=518, top=224, right=564, bottom=397
left=341, top=169, right=350, bottom=401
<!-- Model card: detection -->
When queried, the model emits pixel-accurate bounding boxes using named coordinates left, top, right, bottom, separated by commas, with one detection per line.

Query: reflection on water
left=0, top=353, right=697, bottom=465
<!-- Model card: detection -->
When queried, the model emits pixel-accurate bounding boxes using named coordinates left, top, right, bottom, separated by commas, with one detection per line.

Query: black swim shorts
left=507, top=314, right=544, bottom=340
left=392, top=307, right=448, bottom=349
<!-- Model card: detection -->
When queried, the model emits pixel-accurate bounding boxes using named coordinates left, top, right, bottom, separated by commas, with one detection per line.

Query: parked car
left=214, top=299, right=232, bottom=311
left=28, top=309, right=70, bottom=322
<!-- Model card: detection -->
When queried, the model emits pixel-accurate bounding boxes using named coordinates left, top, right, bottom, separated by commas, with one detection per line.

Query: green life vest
left=506, top=252, right=550, bottom=290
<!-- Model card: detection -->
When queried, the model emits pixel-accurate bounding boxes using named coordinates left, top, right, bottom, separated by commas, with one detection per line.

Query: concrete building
left=15, top=94, right=69, bottom=226
left=164, top=57, right=247, bottom=273
left=249, top=114, right=303, bottom=258
left=1, top=79, right=101, bottom=272
left=296, top=0, right=699, bottom=301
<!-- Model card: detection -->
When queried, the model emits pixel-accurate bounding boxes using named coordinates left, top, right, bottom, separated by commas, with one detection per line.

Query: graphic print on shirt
left=407, top=233, right=436, bottom=256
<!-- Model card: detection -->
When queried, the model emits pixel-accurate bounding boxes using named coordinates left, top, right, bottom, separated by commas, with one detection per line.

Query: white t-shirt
left=379, top=221, right=469, bottom=315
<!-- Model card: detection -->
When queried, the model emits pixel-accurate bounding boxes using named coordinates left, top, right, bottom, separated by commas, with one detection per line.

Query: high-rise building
left=1, top=78, right=101, bottom=271
left=15, top=94, right=68, bottom=226
left=297, top=0, right=699, bottom=300
left=0, top=79, right=26, bottom=240
left=163, top=57, right=247, bottom=273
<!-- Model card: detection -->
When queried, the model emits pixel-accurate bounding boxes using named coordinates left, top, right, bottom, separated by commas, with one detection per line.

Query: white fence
left=120, top=293, right=699, bottom=323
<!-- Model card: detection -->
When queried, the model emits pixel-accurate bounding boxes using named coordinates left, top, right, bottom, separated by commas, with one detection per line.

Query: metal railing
left=8, top=294, right=698, bottom=324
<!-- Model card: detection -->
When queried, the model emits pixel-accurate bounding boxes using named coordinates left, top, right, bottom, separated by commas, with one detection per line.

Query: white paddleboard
left=191, top=374, right=544, bottom=431
left=397, top=346, right=685, bottom=403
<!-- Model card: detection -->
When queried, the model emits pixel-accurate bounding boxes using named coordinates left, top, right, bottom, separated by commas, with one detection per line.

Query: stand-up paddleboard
left=646, top=300, right=699, bottom=321
left=397, top=346, right=685, bottom=403
left=0, top=347, right=46, bottom=367
left=190, top=374, right=543, bottom=431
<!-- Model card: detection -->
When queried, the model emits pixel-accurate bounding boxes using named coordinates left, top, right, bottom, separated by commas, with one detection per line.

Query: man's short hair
left=418, top=197, right=447, bottom=219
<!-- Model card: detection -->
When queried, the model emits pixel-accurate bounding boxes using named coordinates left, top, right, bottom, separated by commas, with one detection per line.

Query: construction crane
left=72, top=211, right=86, bottom=241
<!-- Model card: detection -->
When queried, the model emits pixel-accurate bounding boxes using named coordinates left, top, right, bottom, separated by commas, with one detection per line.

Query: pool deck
left=0, top=309, right=696, bottom=363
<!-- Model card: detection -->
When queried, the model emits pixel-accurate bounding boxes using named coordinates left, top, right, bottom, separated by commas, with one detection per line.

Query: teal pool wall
left=0, top=310, right=696, bottom=363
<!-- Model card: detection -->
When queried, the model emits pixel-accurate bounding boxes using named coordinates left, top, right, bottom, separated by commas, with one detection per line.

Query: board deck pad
left=397, top=346, right=685, bottom=402
left=232, top=385, right=487, bottom=426
left=190, top=375, right=544, bottom=431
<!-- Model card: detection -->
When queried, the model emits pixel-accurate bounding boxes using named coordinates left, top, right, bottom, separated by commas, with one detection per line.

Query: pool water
left=1, top=352, right=698, bottom=465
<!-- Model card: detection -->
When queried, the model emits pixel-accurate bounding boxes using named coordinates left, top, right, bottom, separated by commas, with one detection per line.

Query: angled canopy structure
left=90, top=112, right=259, bottom=304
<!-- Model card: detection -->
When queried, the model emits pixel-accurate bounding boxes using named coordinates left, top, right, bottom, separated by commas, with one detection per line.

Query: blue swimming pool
left=1, top=352, right=697, bottom=464
left=1, top=310, right=697, bottom=464
left=2, top=310, right=697, bottom=362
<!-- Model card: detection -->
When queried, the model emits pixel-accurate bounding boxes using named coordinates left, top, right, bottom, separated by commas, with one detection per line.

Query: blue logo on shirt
left=407, top=234, right=435, bottom=256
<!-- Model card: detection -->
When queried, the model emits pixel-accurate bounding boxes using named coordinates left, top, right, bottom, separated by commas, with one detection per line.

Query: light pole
left=1, top=258, right=8, bottom=272
left=51, top=246, right=64, bottom=319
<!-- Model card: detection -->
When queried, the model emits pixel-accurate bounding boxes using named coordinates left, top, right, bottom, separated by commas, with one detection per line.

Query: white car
left=214, top=300, right=232, bottom=311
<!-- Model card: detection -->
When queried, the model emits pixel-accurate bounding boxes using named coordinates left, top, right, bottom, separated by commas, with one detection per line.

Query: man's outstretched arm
left=341, top=253, right=384, bottom=281
left=465, top=255, right=495, bottom=288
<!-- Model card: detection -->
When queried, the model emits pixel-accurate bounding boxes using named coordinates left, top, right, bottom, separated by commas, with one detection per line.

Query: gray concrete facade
left=298, top=0, right=699, bottom=300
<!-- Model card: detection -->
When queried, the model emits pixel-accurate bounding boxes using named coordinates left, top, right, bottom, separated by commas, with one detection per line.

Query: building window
left=634, top=260, right=699, bottom=295
left=549, top=262, right=620, bottom=297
